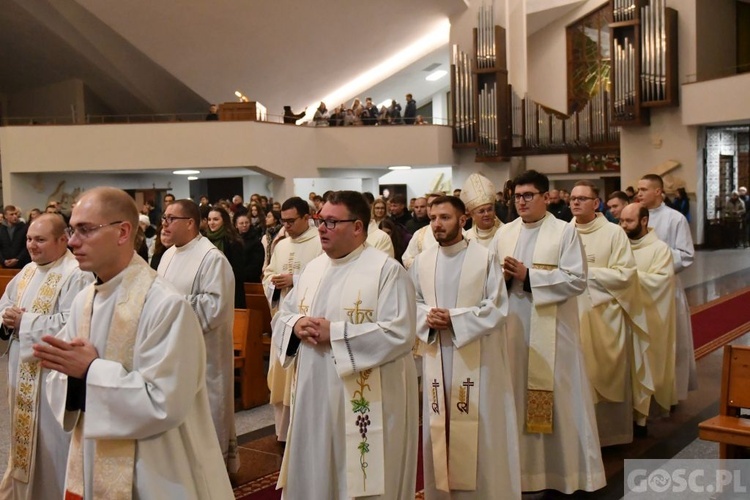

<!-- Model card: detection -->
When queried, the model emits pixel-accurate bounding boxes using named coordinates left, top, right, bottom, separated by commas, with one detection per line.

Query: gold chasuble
left=496, top=214, right=564, bottom=433
left=65, top=256, right=155, bottom=500
left=418, top=239, right=485, bottom=491
left=9, top=258, right=70, bottom=484
left=278, top=248, right=389, bottom=498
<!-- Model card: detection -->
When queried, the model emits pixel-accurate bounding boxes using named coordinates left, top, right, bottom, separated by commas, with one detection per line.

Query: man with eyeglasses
left=570, top=180, right=647, bottom=447
left=0, top=214, right=93, bottom=499
left=410, top=195, right=520, bottom=498
left=262, top=196, right=321, bottom=442
left=272, top=190, right=418, bottom=499
left=32, top=187, right=233, bottom=499
left=461, top=173, right=504, bottom=247
left=492, top=170, right=605, bottom=495
left=157, top=199, right=239, bottom=474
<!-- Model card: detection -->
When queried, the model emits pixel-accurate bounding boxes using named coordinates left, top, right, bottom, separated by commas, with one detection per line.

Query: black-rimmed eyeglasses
left=313, top=218, right=358, bottom=230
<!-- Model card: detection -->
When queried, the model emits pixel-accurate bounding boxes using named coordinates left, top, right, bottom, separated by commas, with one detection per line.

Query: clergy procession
left=0, top=171, right=694, bottom=499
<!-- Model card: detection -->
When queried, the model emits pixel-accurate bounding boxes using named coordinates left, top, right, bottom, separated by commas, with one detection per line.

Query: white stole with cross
left=418, top=239, right=485, bottom=491
left=277, top=246, right=388, bottom=498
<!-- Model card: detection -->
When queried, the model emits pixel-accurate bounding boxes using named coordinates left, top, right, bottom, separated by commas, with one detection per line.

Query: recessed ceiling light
left=425, top=70, right=448, bottom=82
left=388, top=165, right=412, bottom=170
left=173, top=169, right=200, bottom=175
left=187, top=176, right=198, bottom=180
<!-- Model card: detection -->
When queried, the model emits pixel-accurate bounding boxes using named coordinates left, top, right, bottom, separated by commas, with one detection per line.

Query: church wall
left=379, top=166, right=453, bottom=199
left=695, top=0, right=737, bottom=81
left=6, top=79, right=86, bottom=123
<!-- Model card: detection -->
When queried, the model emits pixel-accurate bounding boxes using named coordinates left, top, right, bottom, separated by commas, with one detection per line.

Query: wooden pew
left=233, top=283, right=273, bottom=410
left=0, top=269, right=20, bottom=298
left=698, top=344, right=750, bottom=458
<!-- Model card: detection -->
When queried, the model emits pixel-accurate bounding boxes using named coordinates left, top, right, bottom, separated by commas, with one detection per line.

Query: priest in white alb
left=492, top=170, right=605, bottom=494
left=33, top=187, right=233, bottom=499
left=570, top=180, right=652, bottom=447
left=411, top=195, right=520, bottom=499
left=619, top=203, right=677, bottom=428
left=272, top=191, right=418, bottom=499
left=637, top=174, right=697, bottom=401
left=158, top=199, right=238, bottom=472
left=0, top=214, right=94, bottom=500
left=262, top=196, right=322, bottom=441
left=461, top=173, right=503, bottom=247
left=401, top=193, right=442, bottom=269
left=367, top=224, right=395, bottom=257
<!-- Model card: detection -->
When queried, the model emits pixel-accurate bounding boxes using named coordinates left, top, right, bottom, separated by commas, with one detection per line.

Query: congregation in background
left=0, top=169, right=697, bottom=499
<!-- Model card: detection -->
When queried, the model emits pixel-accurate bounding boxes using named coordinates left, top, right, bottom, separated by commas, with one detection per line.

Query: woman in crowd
left=248, top=202, right=266, bottom=238
left=262, top=209, right=284, bottom=268
left=235, top=214, right=265, bottom=283
left=370, top=198, right=388, bottom=232
left=205, top=206, right=246, bottom=308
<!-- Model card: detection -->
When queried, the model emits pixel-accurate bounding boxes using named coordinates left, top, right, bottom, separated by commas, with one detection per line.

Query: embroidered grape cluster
left=356, top=414, right=371, bottom=439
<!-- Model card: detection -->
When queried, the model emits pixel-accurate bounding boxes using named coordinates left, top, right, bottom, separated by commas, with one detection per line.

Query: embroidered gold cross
left=431, top=378, right=440, bottom=414
left=282, top=252, right=301, bottom=274
left=457, top=378, right=474, bottom=414
left=345, top=291, right=374, bottom=324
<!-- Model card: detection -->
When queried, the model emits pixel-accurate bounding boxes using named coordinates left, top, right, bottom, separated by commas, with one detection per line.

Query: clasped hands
left=293, top=316, right=331, bottom=346
left=271, top=273, right=294, bottom=289
left=32, top=335, right=99, bottom=379
left=2, top=305, right=25, bottom=331
left=503, top=256, right=528, bottom=282
left=426, top=307, right=452, bottom=331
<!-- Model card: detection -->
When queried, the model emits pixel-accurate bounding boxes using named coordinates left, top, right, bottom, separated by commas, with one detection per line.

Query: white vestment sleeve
left=83, top=297, right=207, bottom=440
left=450, top=255, right=508, bottom=349
left=0, top=273, right=21, bottom=332
left=670, top=216, right=694, bottom=273
left=330, top=262, right=416, bottom=377
left=187, top=255, right=235, bottom=333
left=529, top=225, right=587, bottom=305
left=401, top=230, right=422, bottom=269
left=409, top=256, right=435, bottom=344
left=587, top=232, right=637, bottom=308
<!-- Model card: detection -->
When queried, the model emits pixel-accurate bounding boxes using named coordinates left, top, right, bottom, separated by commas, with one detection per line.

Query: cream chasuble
left=574, top=214, right=652, bottom=446
left=630, top=230, right=677, bottom=411
left=261, top=226, right=322, bottom=441
left=493, top=213, right=605, bottom=494
left=273, top=245, right=418, bottom=499
left=0, top=252, right=92, bottom=500
left=367, top=227, right=395, bottom=258
left=402, top=225, right=437, bottom=269
left=464, top=218, right=502, bottom=248
left=647, top=203, right=697, bottom=400
left=158, top=234, right=238, bottom=471
left=46, top=254, right=234, bottom=499
left=412, top=239, right=520, bottom=499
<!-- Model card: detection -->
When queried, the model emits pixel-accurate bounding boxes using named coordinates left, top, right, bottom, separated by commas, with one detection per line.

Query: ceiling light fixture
left=173, top=169, right=200, bottom=175
left=187, top=176, right=199, bottom=181
left=425, top=70, right=448, bottom=82
left=302, top=18, right=450, bottom=121
left=388, top=165, right=412, bottom=170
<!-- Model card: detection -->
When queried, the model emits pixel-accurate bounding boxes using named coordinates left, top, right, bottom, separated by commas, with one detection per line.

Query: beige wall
left=682, top=72, right=750, bottom=126
left=6, top=79, right=85, bottom=123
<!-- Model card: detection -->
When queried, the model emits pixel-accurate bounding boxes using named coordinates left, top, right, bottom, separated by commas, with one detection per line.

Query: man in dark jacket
left=0, top=205, right=30, bottom=268
left=547, top=189, right=572, bottom=222
left=404, top=93, right=417, bottom=124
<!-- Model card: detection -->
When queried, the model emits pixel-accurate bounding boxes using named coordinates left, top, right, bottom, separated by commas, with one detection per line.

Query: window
left=566, top=6, right=612, bottom=114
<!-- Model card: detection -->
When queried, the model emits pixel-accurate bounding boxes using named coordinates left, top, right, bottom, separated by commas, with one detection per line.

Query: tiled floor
left=1, top=247, right=749, bottom=494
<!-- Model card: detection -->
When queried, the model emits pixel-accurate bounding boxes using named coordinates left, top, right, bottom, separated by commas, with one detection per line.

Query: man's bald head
left=30, top=213, right=67, bottom=238
left=76, top=187, right=139, bottom=243
left=618, top=202, right=649, bottom=240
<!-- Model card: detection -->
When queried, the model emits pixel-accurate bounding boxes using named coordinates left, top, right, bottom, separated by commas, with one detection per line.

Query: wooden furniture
left=218, top=102, right=267, bottom=122
left=233, top=283, right=273, bottom=410
left=699, top=344, right=750, bottom=458
left=0, top=268, right=20, bottom=298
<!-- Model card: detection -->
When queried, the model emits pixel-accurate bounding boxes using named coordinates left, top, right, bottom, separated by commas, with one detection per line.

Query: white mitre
left=460, top=173, right=496, bottom=212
